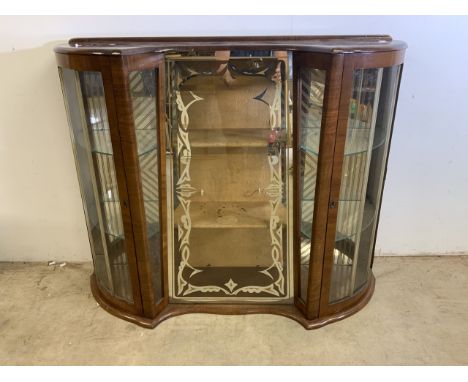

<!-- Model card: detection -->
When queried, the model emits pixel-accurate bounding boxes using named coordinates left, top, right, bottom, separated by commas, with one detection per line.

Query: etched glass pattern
left=298, top=68, right=326, bottom=302
left=129, top=69, right=163, bottom=303
left=167, top=54, right=290, bottom=301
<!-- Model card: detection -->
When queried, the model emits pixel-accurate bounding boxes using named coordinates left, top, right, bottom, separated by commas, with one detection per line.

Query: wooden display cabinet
left=55, top=35, right=406, bottom=328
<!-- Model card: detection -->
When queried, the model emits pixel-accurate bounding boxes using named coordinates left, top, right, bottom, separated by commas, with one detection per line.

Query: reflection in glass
left=60, top=68, right=110, bottom=292
left=298, top=68, right=326, bottom=302
left=353, top=65, right=402, bottom=292
left=59, top=68, right=133, bottom=303
left=329, top=66, right=402, bottom=302
left=167, top=53, right=290, bottom=301
left=129, top=69, right=163, bottom=303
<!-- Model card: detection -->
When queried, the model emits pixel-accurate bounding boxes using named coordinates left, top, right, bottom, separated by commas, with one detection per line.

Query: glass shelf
left=372, top=123, right=388, bottom=151
left=188, top=128, right=280, bottom=149
left=301, top=122, right=387, bottom=157
left=335, top=201, right=375, bottom=242
left=301, top=196, right=370, bottom=202
left=89, top=127, right=156, bottom=131
left=101, top=196, right=119, bottom=203
left=106, top=231, right=125, bottom=240
left=101, top=198, right=158, bottom=204
left=90, top=128, right=157, bottom=156
left=300, top=126, right=321, bottom=155
left=301, top=201, right=375, bottom=242
left=104, top=226, right=160, bottom=240
left=137, top=146, right=158, bottom=157
left=174, top=201, right=286, bottom=229
left=104, top=214, right=159, bottom=240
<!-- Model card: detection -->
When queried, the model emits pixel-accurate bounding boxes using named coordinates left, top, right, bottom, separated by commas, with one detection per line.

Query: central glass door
left=167, top=51, right=291, bottom=302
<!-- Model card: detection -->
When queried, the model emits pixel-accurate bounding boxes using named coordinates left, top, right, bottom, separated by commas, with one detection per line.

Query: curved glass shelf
left=106, top=231, right=125, bottom=240
left=101, top=197, right=158, bottom=203
left=301, top=201, right=375, bottom=242
left=301, top=123, right=387, bottom=157
left=137, top=146, right=158, bottom=157
left=89, top=128, right=157, bottom=156
left=104, top=222, right=159, bottom=241
left=89, top=127, right=156, bottom=132
left=335, top=201, right=375, bottom=242
left=100, top=194, right=119, bottom=203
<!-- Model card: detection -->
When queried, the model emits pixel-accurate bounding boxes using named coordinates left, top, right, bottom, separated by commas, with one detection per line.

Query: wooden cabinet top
left=54, top=35, right=407, bottom=55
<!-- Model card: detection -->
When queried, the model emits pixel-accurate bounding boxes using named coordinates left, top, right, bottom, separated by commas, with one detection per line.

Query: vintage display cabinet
left=55, top=35, right=406, bottom=328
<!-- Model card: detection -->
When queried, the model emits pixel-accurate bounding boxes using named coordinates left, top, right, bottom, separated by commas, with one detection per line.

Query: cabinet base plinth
left=90, top=273, right=375, bottom=330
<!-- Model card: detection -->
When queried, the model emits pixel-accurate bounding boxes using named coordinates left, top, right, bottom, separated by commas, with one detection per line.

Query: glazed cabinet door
left=166, top=52, right=291, bottom=302
left=113, top=54, right=168, bottom=318
left=293, top=52, right=344, bottom=319
left=58, top=56, right=143, bottom=315
left=319, top=52, right=403, bottom=316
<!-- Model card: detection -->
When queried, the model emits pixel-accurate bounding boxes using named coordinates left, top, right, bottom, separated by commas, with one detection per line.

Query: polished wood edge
left=91, top=272, right=375, bottom=330
left=304, top=53, right=344, bottom=320
left=293, top=51, right=332, bottom=69
left=292, top=54, right=301, bottom=302
left=55, top=44, right=407, bottom=57
left=346, top=50, right=406, bottom=69
left=315, top=273, right=375, bottom=327
left=100, top=57, right=144, bottom=313
left=91, top=274, right=154, bottom=327
left=55, top=35, right=407, bottom=56
left=125, top=53, right=166, bottom=72
left=109, top=56, right=157, bottom=317
left=70, top=35, right=393, bottom=44
left=156, top=61, right=170, bottom=307
left=55, top=52, right=108, bottom=71
left=318, top=57, right=356, bottom=316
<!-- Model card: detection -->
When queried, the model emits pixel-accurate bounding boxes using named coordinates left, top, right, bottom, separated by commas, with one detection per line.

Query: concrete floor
left=0, top=256, right=467, bottom=365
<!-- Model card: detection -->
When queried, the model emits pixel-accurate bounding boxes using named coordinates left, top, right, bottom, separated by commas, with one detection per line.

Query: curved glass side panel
left=353, top=65, right=402, bottom=292
left=329, top=65, right=402, bottom=303
left=129, top=69, right=163, bottom=303
left=59, top=68, right=133, bottom=303
left=298, top=68, right=326, bottom=302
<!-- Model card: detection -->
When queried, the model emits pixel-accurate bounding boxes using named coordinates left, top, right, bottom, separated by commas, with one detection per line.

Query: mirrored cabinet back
left=55, top=35, right=406, bottom=329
